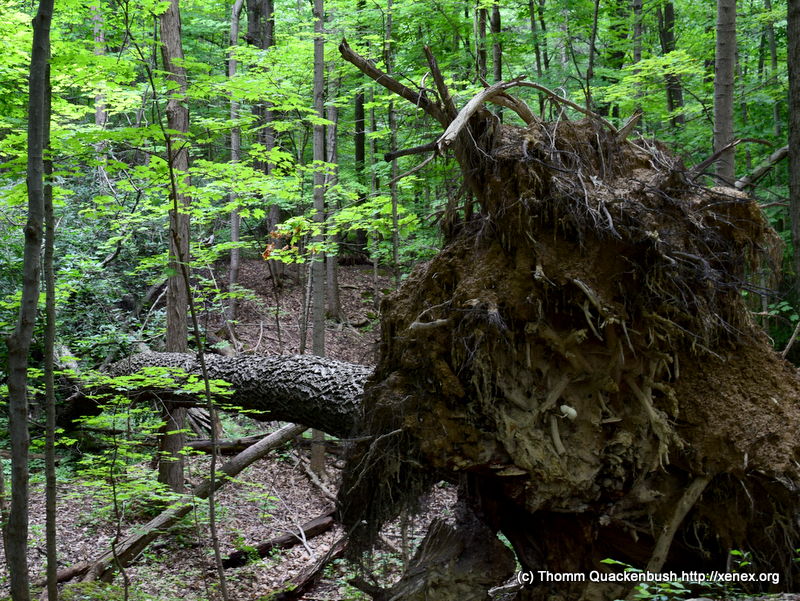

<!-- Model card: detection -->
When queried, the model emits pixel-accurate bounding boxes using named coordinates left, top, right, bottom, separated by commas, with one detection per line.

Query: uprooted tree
left=101, top=44, right=800, bottom=601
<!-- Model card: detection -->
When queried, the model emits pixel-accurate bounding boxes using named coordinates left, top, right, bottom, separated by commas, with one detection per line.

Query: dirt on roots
left=339, top=117, right=800, bottom=598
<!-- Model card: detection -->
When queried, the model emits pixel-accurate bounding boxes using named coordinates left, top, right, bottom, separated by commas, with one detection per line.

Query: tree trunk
left=386, top=0, right=400, bottom=285
left=159, top=0, right=191, bottom=492
left=765, top=0, right=781, bottom=136
left=246, top=0, right=281, bottom=276
left=6, top=1, right=53, bottom=598
left=310, top=0, right=327, bottom=477
left=43, top=65, right=57, bottom=601
left=528, top=0, right=543, bottom=78
left=227, top=0, right=245, bottom=323
left=658, top=2, right=685, bottom=127
left=714, top=0, right=737, bottom=185
left=789, top=0, right=800, bottom=297
left=325, top=99, right=342, bottom=321
left=490, top=3, right=501, bottom=84
left=105, top=352, right=368, bottom=439
left=476, top=4, right=487, bottom=81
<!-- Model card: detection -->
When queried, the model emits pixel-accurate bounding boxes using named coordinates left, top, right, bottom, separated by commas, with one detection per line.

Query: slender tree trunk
left=43, top=66, right=57, bottom=601
left=585, top=0, right=600, bottom=110
left=6, top=1, right=54, bottom=598
left=310, top=0, right=327, bottom=476
left=247, top=0, right=281, bottom=276
left=227, top=0, right=245, bottom=323
left=765, top=0, right=781, bottom=136
left=632, top=0, right=642, bottom=64
left=536, top=0, right=549, bottom=71
left=658, top=2, right=685, bottom=127
left=386, top=0, right=399, bottom=285
left=476, top=4, right=487, bottom=80
left=159, top=0, right=191, bottom=492
left=92, top=5, right=108, bottom=187
left=528, top=0, right=543, bottom=78
left=491, top=3, right=501, bottom=83
left=788, top=0, right=800, bottom=296
left=325, top=100, right=342, bottom=321
left=714, top=0, right=737, bottom=185
left=353, top=0, right=367, bottom=255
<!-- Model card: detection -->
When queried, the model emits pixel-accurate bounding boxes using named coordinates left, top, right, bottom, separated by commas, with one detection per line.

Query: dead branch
left=339, top=39, right=447, bottom=126
left=388, top=153, right=436, bottom=185
left=515, top=81, right=618, bottom=133
left=423, top=45, right=458, bottom=121
left=74, top=423, right=306, bottom=583
left=384, top=140, right=438, bottom=162
left=782, top=319, right=800, bottom=359
left=487, top=91, right=538, bottom=125
left=735, top=145, right=789, bottom=190
left=186, top=431, right=276, bottom=454
left=271, top=537, right=347, bottom=601
left=616, top=109, right=642, bottom=142
left=632, top=474, right=712, bottom=599
left=437, top=77, right=527, bottom=152
left=690, top=138, right=772, bottom=181
left=222, top=510, right=335, bottom=569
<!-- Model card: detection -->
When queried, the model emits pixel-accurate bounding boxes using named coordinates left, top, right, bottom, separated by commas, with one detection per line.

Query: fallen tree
left=101, top=48, right=800, bottom=600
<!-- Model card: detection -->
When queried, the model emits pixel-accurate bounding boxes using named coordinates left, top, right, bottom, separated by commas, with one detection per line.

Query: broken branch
left=77, top=423, right=306, bottom=583
left=339, top=39, right=447, bottom=125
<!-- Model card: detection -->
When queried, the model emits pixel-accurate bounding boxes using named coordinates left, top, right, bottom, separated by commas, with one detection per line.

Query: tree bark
left=765, top=0, right=781, bottom=136
left=476, top=4, right=487, bottom=81
left=159, top=0, right=191, bottom=493
left=714, top=0, right=737, bottom=185
left=6, top=1, right=53, bottom=598
left=789, top=0, right=800, bottom=297
left=325, top=99, right=342, bottom=321
left=222, top=511, right=335, bottom=568
left=658, top=2, right=685, bottom=127
left=310, top=0, right=327, bottom=477
left=43, top=63, right=57, bottom=601
left=106, top=352, right=369, bottom=438
left=227, top=0, right=245, bottom=323
left=491, top=2, right=501, bottom=84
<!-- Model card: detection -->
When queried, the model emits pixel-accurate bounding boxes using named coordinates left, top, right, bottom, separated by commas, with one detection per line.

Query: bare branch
left=385, top=140, right=438, bottom=162
left=736, top=145, right=789, bottom=190
left=487, top=92, right=538, bottom=125
left=437, top=77, right=527, bottom=152
left=423, top=45, right=458, bottom=121
left=339, top=38, right=446, bottom=125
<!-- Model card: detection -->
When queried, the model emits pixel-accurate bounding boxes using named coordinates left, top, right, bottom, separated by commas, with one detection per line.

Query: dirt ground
left=0, top=260, right=460, bottom=600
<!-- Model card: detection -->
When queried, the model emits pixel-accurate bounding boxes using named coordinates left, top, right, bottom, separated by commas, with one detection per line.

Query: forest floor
left=3, top=259, right=797, bottom=600
left=0, top=259, right=457, bottom=601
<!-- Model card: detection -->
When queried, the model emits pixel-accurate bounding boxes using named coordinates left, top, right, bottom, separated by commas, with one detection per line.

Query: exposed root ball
left=338, top=117, right=800, bottom=597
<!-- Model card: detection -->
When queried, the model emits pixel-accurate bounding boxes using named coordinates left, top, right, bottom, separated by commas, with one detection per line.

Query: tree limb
left=339, top=38, right=447, bottom=125
left=423, top=45, right=458, bottom=121
left=222, top=510, right=335, bottom=568
left=76, top=423, right=307, bottom=583
left=384, top=140, right=438, bottom=162
left=690, top=138, right=772, bottom=181
left=735, top=145, right=789, bottom=190
left=437, top=77, right=527, bottom=152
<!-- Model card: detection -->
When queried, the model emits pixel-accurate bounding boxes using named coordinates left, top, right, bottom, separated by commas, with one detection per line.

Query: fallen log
left=222, top=510, right=336, bottom=568
left=66, top=423, right=306, bottom=583
left=270, top=537, right=347, bottom=601
left=104, top=353, right=370, bottom=439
